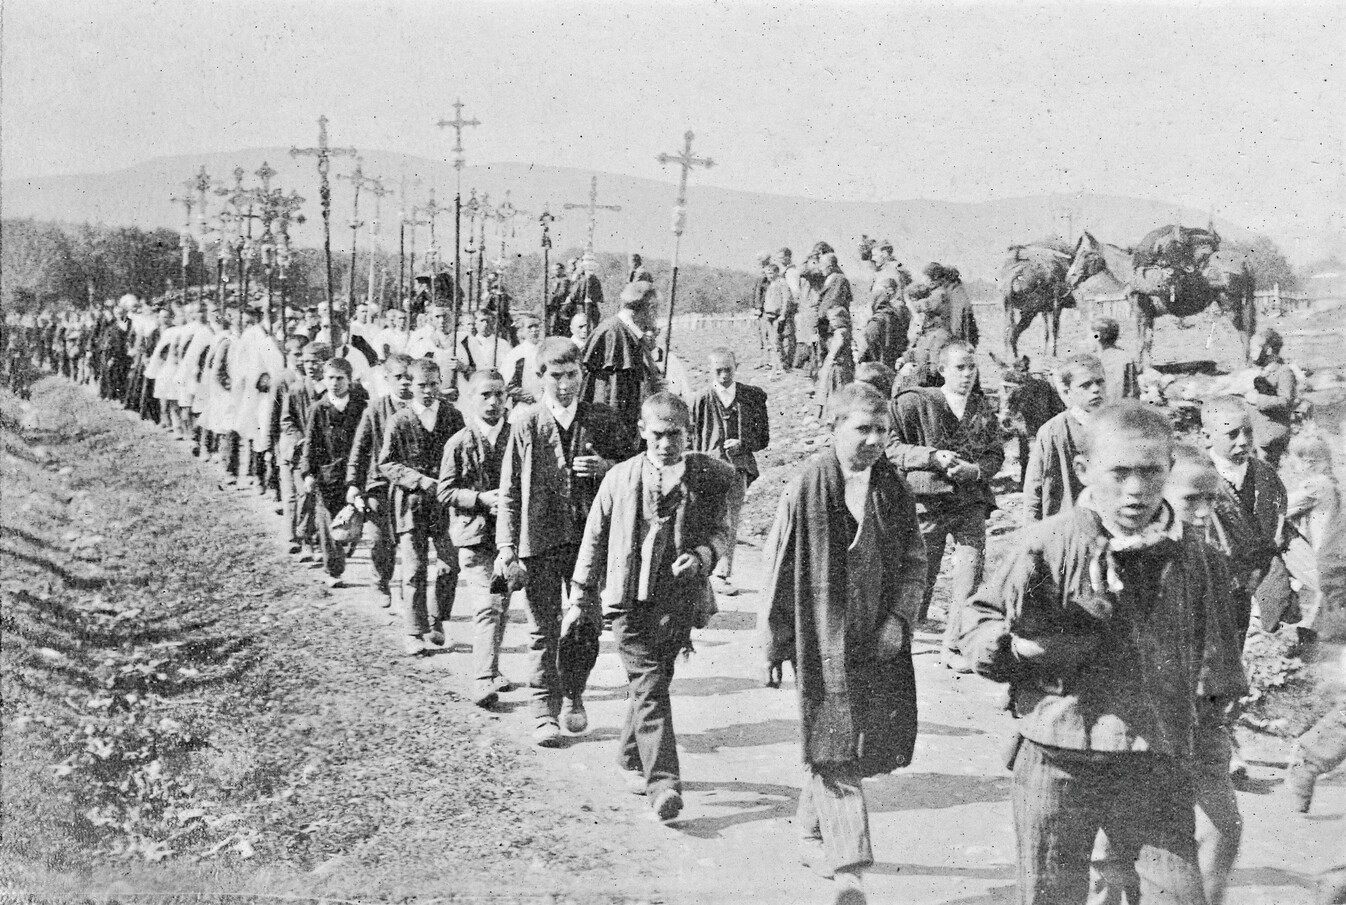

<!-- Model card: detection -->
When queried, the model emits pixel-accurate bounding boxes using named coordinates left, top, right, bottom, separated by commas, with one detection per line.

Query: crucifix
left=494, top=191, right=528, bottom=263
left=563, top=175, right=621, bottom=254
left=187, top=166, right=212, bottom=308
left=215, top=166, right=262, bottom=329
left=655, top=130, right=714, bottom=372
left=290, top=115, right=357, bottom=343
left=435, top=98, right=481, bottom=337
left=337, top=156, right=380, bottom=321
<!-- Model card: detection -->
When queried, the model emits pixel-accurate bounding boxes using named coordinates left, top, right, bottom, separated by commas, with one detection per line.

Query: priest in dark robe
left=579, top=280, right=663, bottom=435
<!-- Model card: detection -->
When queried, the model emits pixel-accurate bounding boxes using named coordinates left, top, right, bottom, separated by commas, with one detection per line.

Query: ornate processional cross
left=563, top=175, right=622, bottom=253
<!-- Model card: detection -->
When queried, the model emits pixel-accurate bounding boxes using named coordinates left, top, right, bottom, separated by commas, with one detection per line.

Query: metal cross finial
left=539, top=207, right=556, bottom=249
left=435, top=98, right=481, bottom=171
left=290, top=115, right=357, bottom=338
left=563, top=175, right=623, bottom=253
left=255, top=161, right=277, bottom=195
left=657, top=130, right=713, bottom=235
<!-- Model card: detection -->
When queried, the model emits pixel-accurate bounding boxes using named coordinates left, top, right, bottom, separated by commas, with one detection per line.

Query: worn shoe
left=402, top=635, right=427, bottom=657
left=711, top=575, right=739, bottom=597
left=651, top=788, right=683, bottom=822
left=471, top=681, right=499, bottom=708
left=425, top=629, right=446, bottom=648
left=533, top=717, right=564, bottom=748
left=1286, top=763, right=1318, bottom=813
left=561, top=695, right=588, bottom=734
left=832, top=875, right=867, bottom=905
left=326, top=576, right=344, bottom=590
left=491, top=674, right=517, bottom=693
left=799, top=839, right=834, bottom=879
left=621, top=767, right=647, bottom=796
left=942, top=650, right=973, bottom=674
left=287, top=542, right=302, bottom=555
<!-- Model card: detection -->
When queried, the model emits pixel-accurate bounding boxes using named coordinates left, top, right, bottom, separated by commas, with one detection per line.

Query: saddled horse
left=1065, top=231, right=1256, bottom=367
left=998, top=240, right=1078, bottom=359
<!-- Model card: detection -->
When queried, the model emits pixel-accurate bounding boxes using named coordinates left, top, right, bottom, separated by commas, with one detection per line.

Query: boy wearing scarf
left=961, top=402, right=1244, bottom=905
left=571, top=392, right=736, bottom=822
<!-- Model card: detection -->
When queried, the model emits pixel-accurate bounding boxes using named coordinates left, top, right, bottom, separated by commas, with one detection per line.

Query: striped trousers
left=797, top=762, right=872, bottom=873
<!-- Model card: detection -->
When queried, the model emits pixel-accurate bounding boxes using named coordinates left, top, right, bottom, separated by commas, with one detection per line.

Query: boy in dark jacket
left=497, top=338, right=633, bottom=746
left=300, top=357, right=368, bottom=587
left=889, top=339, right=1003, bottom=671
left=378, top=359, right=465, bottom=655
left=347, top=353, right=413, bottom=608
left=438, top=369, right=515, bottom=706
left=1022, top=354, right=1106, bottom=525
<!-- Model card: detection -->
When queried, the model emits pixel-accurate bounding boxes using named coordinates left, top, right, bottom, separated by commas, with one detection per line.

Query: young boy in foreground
left=571, top=392, right=736, bottom=821
left=961, top=402, right=1244, bottom=905
left=438, top=370, right=516, bottom=706
left=1090, top=443, right=1248, bottom=905
left=765, top=383, right=927, bottom=905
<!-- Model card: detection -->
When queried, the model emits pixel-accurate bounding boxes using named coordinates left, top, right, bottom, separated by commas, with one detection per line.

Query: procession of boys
left=3, top=234, right=1344, bottom=905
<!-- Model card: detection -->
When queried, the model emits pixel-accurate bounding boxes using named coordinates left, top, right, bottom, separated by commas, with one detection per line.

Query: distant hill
left=2, top=149, right=1252, bottom=281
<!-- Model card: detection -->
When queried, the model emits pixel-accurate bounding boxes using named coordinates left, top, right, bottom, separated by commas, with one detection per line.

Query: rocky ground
left=3, top=300, right=1345, bottom=904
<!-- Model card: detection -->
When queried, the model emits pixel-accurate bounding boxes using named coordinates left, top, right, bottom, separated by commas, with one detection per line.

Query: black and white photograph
left=2, top=2, right=1345, bottom=903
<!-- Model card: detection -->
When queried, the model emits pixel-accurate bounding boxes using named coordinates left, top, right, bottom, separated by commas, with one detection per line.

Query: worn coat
left=572, top=452, right=736, bottom=621
left=764, top=451, right=927, bottom=774
left=377, top=403, right=466, bottom=535
left=437, top=422, right=511, bottom=549
left=689, top=383, right=770, bottom=486
left=1022, top=411, right=1086, bottom=524
left=346, top=395, right=405, bottom=493
left=579, top=317, right=661, bottom=435
left=960, top=507, right=1246, bottom=758
left=496, top=400, right=633, bottom=559
left=889, top=387, right=1004, bottom=510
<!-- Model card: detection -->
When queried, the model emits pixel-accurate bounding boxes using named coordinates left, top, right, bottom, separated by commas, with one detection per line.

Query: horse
left=1065, top=231, right=1256, bottom=368
left=997, top=240, right=1080, bottom=359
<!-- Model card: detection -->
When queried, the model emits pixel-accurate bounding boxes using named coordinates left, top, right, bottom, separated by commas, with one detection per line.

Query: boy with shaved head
left=961, top=402, right=1244, bottom=905
left=572, top=392, right=736, bottom=821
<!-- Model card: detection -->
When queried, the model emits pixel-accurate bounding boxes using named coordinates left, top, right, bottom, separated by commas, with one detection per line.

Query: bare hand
left=723, top=439, right=743, bottom=456
left=303, top=475, right=315, bottom=493
left=346, top=485, right=363, bottom=507
left=571, top=455, right=607, bottom=479
left=560, top=604, right=586, bottom=640
left=478, top=489, right=500, bottom=510
left=947, top=461, right=979, bottom=483
left=1011, top=634, right=1100, bottom=668
left=933, top=450, right=959, bottom=470
left=671, top=552, right=702, bottom=579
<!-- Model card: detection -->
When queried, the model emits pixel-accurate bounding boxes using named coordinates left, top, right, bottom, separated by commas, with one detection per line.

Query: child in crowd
left=1092, top=316, right=1138, bottom=404
left=497, top=338, right=634, bottom=746
left=765, top=383, right=927, bottom=905
left=438, top=370, right=516, bottom=707
left=300, top=357, right=368, bottom=588
left=1023, top=354, right=1106, bottom=524
left=572, top=392, right=736, bottom=821
left=1281, top=429, right=1342, bottom=644
left=378, top=359, right=465, bottom=656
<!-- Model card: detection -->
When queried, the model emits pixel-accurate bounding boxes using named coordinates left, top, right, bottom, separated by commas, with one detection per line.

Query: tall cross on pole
left=290, top=115, right=357, bottom=343
left=494, top=191, right=528, bottom=262
left=563, top=175, right=622, bottom=254
left=539, top=207, right=556, bottom=336
left=436, top=98, right=480, bottom=342
left=365, top=177, right=391, bottom=311
left=337, top=156, right=380, bottom=320
left=169, top=191, right=195, bottom=306
left=655, top=130, right=714, bottom=372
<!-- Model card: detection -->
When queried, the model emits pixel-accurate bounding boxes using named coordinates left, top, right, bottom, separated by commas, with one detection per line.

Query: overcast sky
left=3, top=1, right=1343, bottom=258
